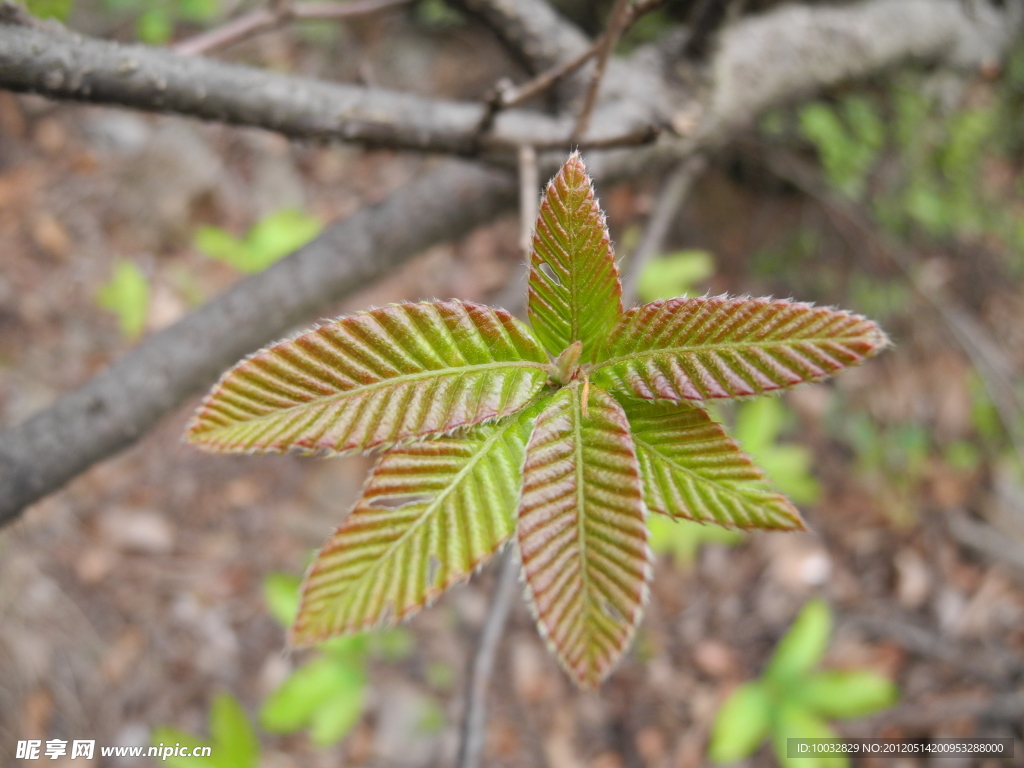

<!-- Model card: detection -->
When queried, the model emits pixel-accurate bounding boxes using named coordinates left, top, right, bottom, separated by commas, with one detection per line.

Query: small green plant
left=23, top=0, right=74, bottom=20
left=153, top=692, right=259, bottom=768
left=636, top=249, right=715, bottom=302
left=648, top=514, right=742, bottom=563
left=101, top=0, right=220, bottom=44
left=260, top=572, right=414, bottom=745
left=735, top=397, right=820, bottom=505
left=187, top=154, right=887, bottom=688
left=195, top=209, right=322, bottom=273
left=709, top=600, right=898, bottom=767
left=97, top=259, right=150, bottom=339
left=799, top=96, right=885, bottom=200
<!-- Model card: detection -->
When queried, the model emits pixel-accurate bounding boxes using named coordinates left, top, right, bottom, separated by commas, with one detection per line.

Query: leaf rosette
left=188, top=153, right=889, bottom=688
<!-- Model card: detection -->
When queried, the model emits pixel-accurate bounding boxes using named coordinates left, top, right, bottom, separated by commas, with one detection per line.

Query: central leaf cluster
left=186, top=153, right=888, bottom=688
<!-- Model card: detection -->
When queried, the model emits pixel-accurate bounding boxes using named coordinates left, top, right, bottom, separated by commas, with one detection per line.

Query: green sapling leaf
left=708, top=681, right=772, bottom=764
left=307, top=670, right=366, bottom=746
left=766, top=599, right=832, bottom=684
left=208, top=693, right=259, bottom=768
left=773, top=701, right=848, bottom=768
left=636, top=249, right=714, bottom=302
left=97, top=260, right=149, bottom=339
left=798, top=670, right=898, bottom=719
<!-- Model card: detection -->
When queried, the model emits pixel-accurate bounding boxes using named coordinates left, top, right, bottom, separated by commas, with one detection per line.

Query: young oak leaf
left=517, top=382, right=650, bottom=689
left=186, top=301, right=549, bottom=456
left=292, top=404, right=541, bottom=644
left=528, top=152, right=624, bottom=363
left=187, top=153, right=890, bottom=691
left=626, top=400, right=804, bottom=530
left=592, top=296, right=889, bottom=402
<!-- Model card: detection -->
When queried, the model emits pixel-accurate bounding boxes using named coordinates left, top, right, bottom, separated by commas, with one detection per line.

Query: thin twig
left=456, top=545, right=521, bottom=768
left=518, top=145, right=539, bottom=261
left=173, top=0, right=413, bottom=56
left=572, top=0, right=633, bottom=143
left=620, top=154, right=706, bottom=304
left=471, top=0, right=664, bottom=143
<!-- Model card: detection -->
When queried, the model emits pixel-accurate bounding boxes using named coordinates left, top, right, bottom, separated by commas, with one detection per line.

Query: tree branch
left=449, top=0, right=589, bottom=74
left=571, top=0, right=632, bottom=142
left=0, top=160, right=517, bottom=526
left=0, top=25, right=571, bottom=155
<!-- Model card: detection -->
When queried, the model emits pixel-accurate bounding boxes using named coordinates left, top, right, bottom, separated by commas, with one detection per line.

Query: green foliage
left=153, top=693, right=259, bottom=768
left=195, top=210, right=322, bottom=274
left=260, top=572, right=414, bottom=746
left=735, top=398, right=820, bottom=505
left=23, top=0, right=73, bottom=20
left=97, top=260, right=150, bottom=340
left=709, top=600, right=898, bottom=767
left=647, top=514, right=742, bottom=564
left=636, top=249, right=715, bottom=303
left=102, top=0, right=220, bottom=43
left=788, top=75, right=1024, bottom=256
left=799, top=96, right=884, bottom=199
left=415, top=0, right=465, bottom=27
left=188, top=154, right=887, bottom=689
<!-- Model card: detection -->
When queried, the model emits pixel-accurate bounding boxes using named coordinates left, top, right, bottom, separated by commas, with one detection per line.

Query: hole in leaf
left=602, top=599, right=625, bottom=623
left=428, top=555, right=441, bottom=586
left=377, top=602, right=395, bottom=628
left=538, top=262, right=562, bottom=286
left=368, top=493, right=432, bottom=509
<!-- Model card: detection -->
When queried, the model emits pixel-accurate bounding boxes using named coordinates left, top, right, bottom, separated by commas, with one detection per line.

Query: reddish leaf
left=293, top=404, right=541, bottom=644
left=517, top=382, right=650, bottom=688
left=527, top=153, right=624, bottom=362
left=186, top=301, right=549, bottom=455
left=626, top=400, right=805, bottom=530
left=593, top=296, right=888, bottom=401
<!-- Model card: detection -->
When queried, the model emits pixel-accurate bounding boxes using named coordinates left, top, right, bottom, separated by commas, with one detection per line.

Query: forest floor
left=1, top=13, right=1023, bottom=768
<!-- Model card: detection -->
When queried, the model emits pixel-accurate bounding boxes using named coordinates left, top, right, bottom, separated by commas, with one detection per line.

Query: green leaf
left=264, top=572, right=302, bottom=627
left=773, top=703, right=849, bottom=768
left=798, top=670, right=898, bottom=719
left=137, top=6, right=173, bottom=43
left=307, top=680, right=366, bottom=745
left=517, top=382, right=649, bottom=688
left=245, top=210, right=322, bottom=271
left=527, top=153, right=624, bottom=362
left=766, top=599, right=832, bottom=683
left=593, top=296, right=888, bottom=401
left=647, top=514, right=742, bottom=563
left=292, top=404, right=539, bottom=644
left=735, top=398, right=820, bottom=504
left=628, top=400, right=804, bottom=530
left=97, top=260, right=150, bottom=339
left=186, top=301, right=549, bottom=456
left=24, top=0, right=74, bottom=21
left=209, top=693, right=259, bottom=768
left=636, top=250, right=714, bottom=303
left=260, top=656, right=364, bottom=733
left=195, top=227, right=252, bottom=271
left=708, top=681, right=772, bottom=764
